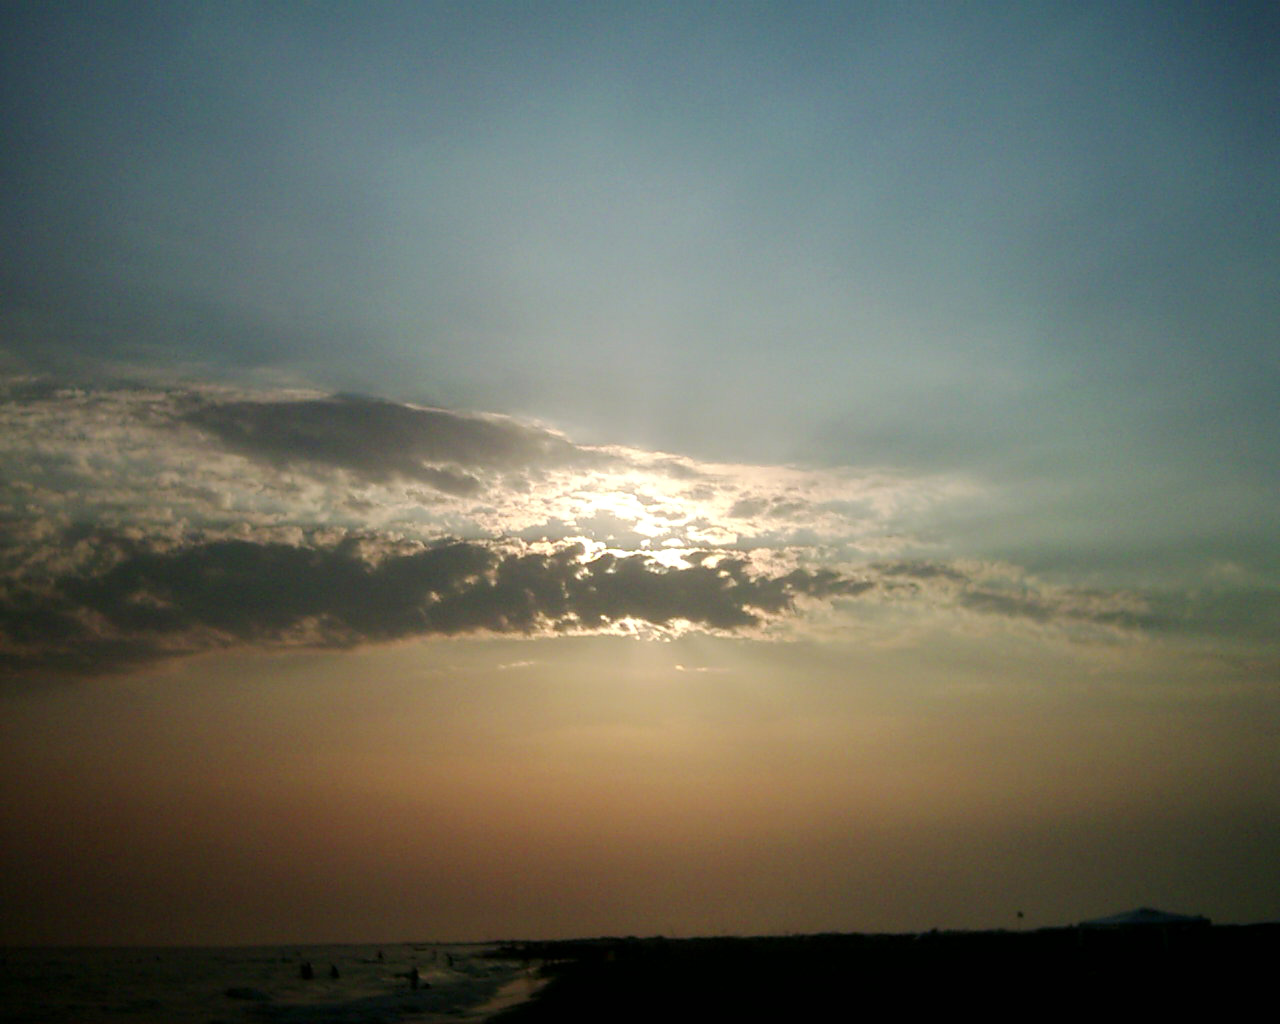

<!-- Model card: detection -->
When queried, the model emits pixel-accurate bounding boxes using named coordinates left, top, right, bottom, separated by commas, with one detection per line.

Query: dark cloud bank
left=0, top=525, right=1184, bottom=683
left=0, top=532, right=871, bottom=680
left=184, top=394, right=601, bottom=494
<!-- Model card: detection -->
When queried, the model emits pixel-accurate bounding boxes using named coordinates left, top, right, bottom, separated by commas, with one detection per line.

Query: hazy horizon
left=2, top=1, right=1277, bottom=946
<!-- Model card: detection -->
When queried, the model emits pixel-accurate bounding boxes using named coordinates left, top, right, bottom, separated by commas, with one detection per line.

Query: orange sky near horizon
left=5, top=632, right=1276, bottom=945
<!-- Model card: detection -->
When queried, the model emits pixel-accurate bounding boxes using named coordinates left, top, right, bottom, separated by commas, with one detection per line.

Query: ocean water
left=0, top=943, right=541, bottom=1024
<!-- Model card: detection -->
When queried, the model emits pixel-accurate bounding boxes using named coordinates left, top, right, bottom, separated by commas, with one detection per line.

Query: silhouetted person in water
left=300, top=961, right=314, bottom=981
left=329, top=964, right=340, bottom=979
left=409, top=965, right=420, bottom=990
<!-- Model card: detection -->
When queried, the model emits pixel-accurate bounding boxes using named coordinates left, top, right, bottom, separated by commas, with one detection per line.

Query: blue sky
left=1, top=2, right=1277, bottom=943
left=6, top=2, right=1276, bottom=567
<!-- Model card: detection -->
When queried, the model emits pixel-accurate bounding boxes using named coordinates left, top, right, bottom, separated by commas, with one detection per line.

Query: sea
left=0, top=942, right=542, bottom=1024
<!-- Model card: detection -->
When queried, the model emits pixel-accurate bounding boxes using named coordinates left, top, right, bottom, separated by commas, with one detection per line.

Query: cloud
left=0, top=531, right=881, bottom=680
left=183, top=393, right=601, bottom=494
left=3, top=375, right=1248, bottom=683
left=0, top=378, right=972, bottom=557
left=871, top=559, right=1153, bottom=634
left=0, top=517, right=1178, bottom=683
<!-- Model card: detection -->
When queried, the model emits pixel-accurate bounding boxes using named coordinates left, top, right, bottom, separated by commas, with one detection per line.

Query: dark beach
left=488, top=924, right=1279, bottom=1022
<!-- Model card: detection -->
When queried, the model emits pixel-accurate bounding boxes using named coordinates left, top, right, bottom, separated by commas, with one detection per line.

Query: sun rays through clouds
left=0, top=378, right=1247, bottom=683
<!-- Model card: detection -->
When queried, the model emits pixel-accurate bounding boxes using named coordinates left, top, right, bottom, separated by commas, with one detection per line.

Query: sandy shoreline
left=485, top=925, right=1280, bottom=1022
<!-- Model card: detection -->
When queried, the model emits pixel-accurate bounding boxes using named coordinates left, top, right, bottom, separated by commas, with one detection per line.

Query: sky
left=1, top=1, right=1277, bottom=945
